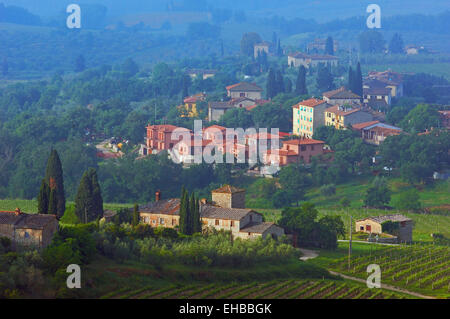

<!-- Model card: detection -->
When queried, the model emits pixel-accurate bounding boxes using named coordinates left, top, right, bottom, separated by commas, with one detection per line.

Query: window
left=240, top=92, right=245, bottom=97
left=25, top=232, right=30, bottom=238
left=311, top=145, right=314, bottom=151
left=360, top=226, right=364, bottom=231
left=215, top=219, right=219, bottom=226
left=230, top=221, right=234, bottom=227
left=160, top=218, right=165, bottom=225
left=152, top=219, right=156, bottom=224
left=301, top=145, right=306, bottom=151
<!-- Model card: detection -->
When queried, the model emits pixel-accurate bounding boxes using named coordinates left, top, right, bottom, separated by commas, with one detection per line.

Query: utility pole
left=348, top=215, right=352, bottom=270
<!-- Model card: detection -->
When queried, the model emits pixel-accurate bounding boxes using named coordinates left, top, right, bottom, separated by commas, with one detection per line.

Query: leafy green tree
left=295, top=66, right=308, bottom=95
left=364, top=177, right=391, bottom=208
left=275, top=70, right=284, bottom=96
left=45, top=149, right=65, bottom=218
left=340, top=197, right=351, bottom=208
left=393, top=189, right=422, bottom=211
left=121, top=58, right=139, bottom=77
left=240, top=32, right=262, bottom=57
left=279, top=164, right=311, bottom=206
left=37, top=179, right=49, bottom=214
left=358, top=30, right=385, bottom=54
left=389, top=33, right=404, bottom=54
left=399, top=104, right=440, bottom=133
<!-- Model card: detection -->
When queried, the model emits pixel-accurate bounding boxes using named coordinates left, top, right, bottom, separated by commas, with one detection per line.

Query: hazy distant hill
left=2, top=0, right=449, bottom=20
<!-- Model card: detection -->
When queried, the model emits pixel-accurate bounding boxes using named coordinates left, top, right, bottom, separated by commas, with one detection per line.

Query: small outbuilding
left=355, top=214, right=413, bottom=243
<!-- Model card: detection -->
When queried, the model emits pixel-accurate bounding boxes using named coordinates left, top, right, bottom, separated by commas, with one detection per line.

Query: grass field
left=362, top=63, right=450, bottom=80
left=0, top=199, right=133, bottom=213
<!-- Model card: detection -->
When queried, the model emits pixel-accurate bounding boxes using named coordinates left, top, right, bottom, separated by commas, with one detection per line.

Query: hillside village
left=0, top=2, right=449, bottom=301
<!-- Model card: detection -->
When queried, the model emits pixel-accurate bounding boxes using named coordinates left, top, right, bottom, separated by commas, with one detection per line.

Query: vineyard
left=329, top=244, right=450, bottom=298
left=99, top=279, right=410, bottom=299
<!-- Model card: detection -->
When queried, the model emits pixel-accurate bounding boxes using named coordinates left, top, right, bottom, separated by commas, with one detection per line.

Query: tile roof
left=200, top=205, right=256, bottom=221
left=323, top=87, right=360, bottom=99
left=139, top=199, right=181, bottom=215
left=226, top=82, right=263, bottom=92
left=212, top=185, right=245, bottom=194
left=293, top=98, right=326, bottom=108
left=0, top=212, right=24, bottom=225
left=240, top=222, right=277, bottom=234
left=357, top=214, right=412, bottom=223
left=324, top=105, right=362, bottom=116
left=15, top=214, right=57, bottom=230
left=283, top=138, right=325, bottom=145
left=209, top=101, right=235, bottom=109
left=204, top=125, right=227, bottom=132
left=351, top=121, right=380, bottom=130
left=146, top=124, right=182, bottom=132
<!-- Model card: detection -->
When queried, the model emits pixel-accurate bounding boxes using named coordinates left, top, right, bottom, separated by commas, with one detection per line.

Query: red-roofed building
left=264, top=138, right=328, bottom=166
left=144, top=124, right=191, bottom=155
left=351, top=121, right=402, bottom=145
left=293, top=98, right=330, bottom=138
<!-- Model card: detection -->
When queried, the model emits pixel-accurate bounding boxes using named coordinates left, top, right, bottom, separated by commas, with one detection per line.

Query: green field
left=0, top=199, right=132, bottom=213
left=362, top=63, right=450, bottom=80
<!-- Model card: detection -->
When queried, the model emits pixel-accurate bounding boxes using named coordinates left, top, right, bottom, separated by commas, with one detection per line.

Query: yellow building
left=178, top=93, right=206, bottom=117
left=324, top=105, right=374, bottom=130
left=292, top=98, right=328, bottom=138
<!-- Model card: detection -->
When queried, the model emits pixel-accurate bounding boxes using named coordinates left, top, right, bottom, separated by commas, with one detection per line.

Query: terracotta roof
left=212, top=185, right=245, bottom=194
left=323, top=87, right=360, bottom=99
left=184, top=93, right=205, bottom=103
left=146, top=124, right=181, bottom=132
left=351, top=121, right=380, bottom=130
left=357, top=214, right=412, bottom=224
left=293, top=98, right=326, bottom=108
left=325, top=105, right=362, bottom=116
left=201, top=205, right=256, bottom=221
left=283, top=138, right=325, bottom=145
left=209, top=101, right=234, bottom=109
left=139, top=199, right=181, bottom=215
left=226, top=82, right=263, bottom=92
left=204, top=125, right=227, bottom=132
left=240, top=222, right=278, bottom=234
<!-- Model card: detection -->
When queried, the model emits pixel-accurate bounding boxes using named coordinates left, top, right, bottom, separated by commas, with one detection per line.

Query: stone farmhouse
left=355, top=214, right=413, bottom=243
left=0, top=209, right=58, bottom=249
left=226, top=82, right=263, bottom=100
left=139, top=186, right=285, bottom=240
left=322, top=87, right=361, bottom=106
left=254, top=41, right=272, bottom=58
left=288, top=52, right=338, bottom=69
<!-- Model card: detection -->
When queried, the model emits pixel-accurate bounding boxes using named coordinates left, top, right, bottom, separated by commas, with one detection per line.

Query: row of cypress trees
left=348, top=62, right=363, bottom=98
left=37, top=149, right=103, bottom=223
left=178, top=187, right=201, bottom=235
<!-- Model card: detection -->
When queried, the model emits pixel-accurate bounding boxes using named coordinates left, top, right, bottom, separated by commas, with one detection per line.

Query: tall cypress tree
left=188, top=192, right=196, bottom=235
left=348, top=66, right=354, bottom=92
left=48, top=188, right=58, bottom=215
left=45, top=149, right=65, bottom=219
left=89, top=168, right=104, bottom=220
left=193, top=196, right=201, bottom=233
left=75, top=170, right=93, bottom=224
left=179, top=187, right=188, bottom=234
left=132, top=203, right=140, bottom=226
left=37, top=179, right=49, bottom=214
left=355, top=62, right=363, bottom=97
left=275, top=70, right=284, bottom=96
left=266, top=68, right=277, bottom=99
left=295, top=66, right=308, bottom=95
left=325, top=36, right=334, bottom=55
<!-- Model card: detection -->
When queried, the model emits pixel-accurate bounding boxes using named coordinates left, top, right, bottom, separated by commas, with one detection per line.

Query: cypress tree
left=355, top=62, right=363, bottom=97
left=179, top=187, right=188, bottom=234
left=266, top=68, right=277, bottom=99
left=48, top=188, right=58, bottom=215
left=188, top=192, right=196, bottom=235
left=132, top=203, right=140, bottom=226
left=37, top=179, right=49, bottom=214
left=89, top=168, right=104, bottom=221
left=275, top=70, right=284, bottom=96
left=295, top=66, right=308, bottom=95
left=325, top=36, right=334, bottom=55
left=75, top=170, right=93, bottom=223
left=348, top=66, right=354, bottom=92
left=194, top=196, right=201, bottom=233
left=45, top=149, right=65, bottom=219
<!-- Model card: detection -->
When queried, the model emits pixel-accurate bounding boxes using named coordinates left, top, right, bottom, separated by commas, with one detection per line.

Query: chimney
left=14, top=208, right=22, bottom=216
left=155, top=191, right=161, bottom=202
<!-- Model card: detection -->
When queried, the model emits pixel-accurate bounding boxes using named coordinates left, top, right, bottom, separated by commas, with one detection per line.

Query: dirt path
left=328, top=271, right=436, bottom=299
left=299, top=248, right=319, bottom=261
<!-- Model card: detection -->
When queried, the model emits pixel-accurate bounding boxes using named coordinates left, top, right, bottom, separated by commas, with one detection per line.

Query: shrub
left=320, top=184, right=336, bottom=197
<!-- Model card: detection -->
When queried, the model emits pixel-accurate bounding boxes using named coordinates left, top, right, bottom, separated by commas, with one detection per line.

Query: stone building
left=323, top=87, right=361, bottom=106
left=138, top=186, right=285, bottom=240
left=226, top=82, right=263, bottom=100
left=324, top=105, right=374, bottom=130
left=288, top=52, right=338, bottom=68
left=355, top=214, right=413, bottom=243
left=0, top=209, right=58, bottom=249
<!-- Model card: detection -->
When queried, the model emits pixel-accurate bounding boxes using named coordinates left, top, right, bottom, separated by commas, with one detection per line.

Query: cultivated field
left=100, top=279, right=410, bottom=299
left=328, top=244, right=450, bottom=298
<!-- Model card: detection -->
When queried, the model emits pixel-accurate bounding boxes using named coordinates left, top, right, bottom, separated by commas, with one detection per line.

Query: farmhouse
left=0, top=209, right=58, bottom=249
left=324, top=105, right=373, bottom=130
left=226, top=82, right=263, bottom=100
left=355, top=214, right=413, bottom=243
left=139, top=186, right=285, bottom=240
left=322, top=87, right=361, bottom=106
left=352, top=121, right=402, bottom=145
left=288, top=52, right=338, bottom=69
